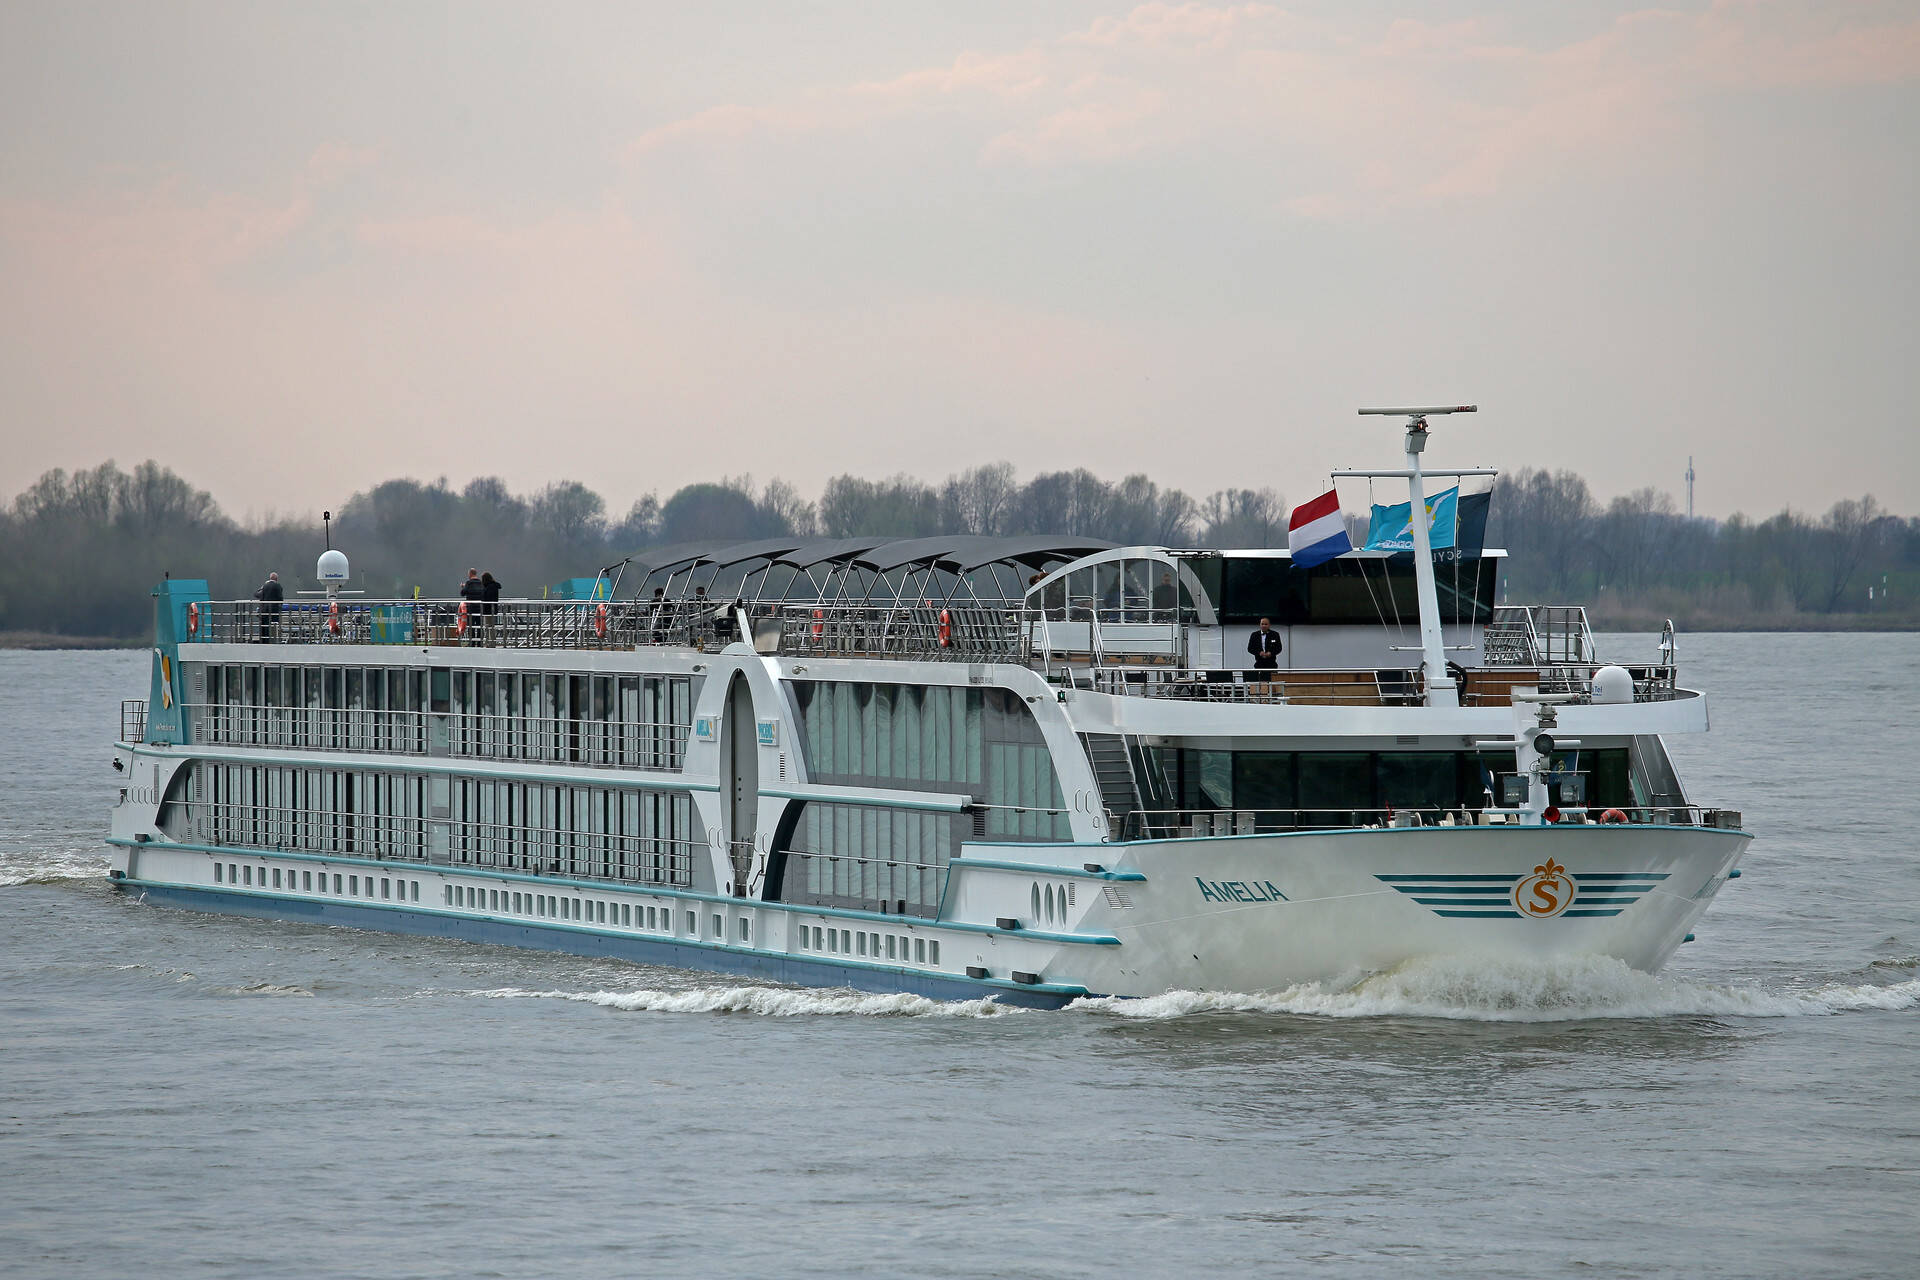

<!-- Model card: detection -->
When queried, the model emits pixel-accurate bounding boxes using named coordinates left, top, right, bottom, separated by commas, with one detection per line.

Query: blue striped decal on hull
left=1378, top=869, right=1669, bottom=918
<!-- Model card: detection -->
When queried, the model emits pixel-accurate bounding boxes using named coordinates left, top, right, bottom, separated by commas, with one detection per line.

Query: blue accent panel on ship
left=549, top=577, right=613, bottom=600
left=116, top=881, right=1087, bottom=1009
left=144, top=578, right=209, bottom=745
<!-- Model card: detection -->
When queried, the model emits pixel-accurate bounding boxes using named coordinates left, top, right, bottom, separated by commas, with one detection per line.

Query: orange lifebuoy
left=186, top=601, right=200, bottom=636
left=937, top=608, right=951, bottom=648
left=454, top=600, right=468, bottom=636
left=1600, top=808, right=1628, bottom=825
left=594, top=601, right=609, bottom=637
left=327, top=599, right=341, bottom=636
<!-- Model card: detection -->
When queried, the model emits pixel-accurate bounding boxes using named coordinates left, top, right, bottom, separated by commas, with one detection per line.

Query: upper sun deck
left=180, top=589, right=1683, bottom=711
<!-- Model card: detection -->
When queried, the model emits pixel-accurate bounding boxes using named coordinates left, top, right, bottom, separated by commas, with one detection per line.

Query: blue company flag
left=1364, top=486, right=1458, bottom=552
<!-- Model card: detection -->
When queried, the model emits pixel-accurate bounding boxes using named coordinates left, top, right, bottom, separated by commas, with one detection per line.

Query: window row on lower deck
left=795, top=923, right=940, bottom=968
left=214, top=858, right=421, bottom=904
left=176, top=762, right=700, bottom=888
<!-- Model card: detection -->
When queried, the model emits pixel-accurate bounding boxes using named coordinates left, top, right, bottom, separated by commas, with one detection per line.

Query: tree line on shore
left=1, top=459, right=1913, bottom=640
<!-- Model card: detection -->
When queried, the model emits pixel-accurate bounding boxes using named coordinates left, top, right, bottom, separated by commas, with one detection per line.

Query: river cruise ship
left=108, top=412, right=1751, bottom=1006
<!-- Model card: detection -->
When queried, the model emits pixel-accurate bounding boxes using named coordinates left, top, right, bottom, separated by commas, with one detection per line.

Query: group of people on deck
left=458, top=568, right=502, bottom=642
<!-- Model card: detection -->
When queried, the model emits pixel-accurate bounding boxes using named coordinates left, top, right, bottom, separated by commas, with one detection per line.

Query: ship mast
left=1338, top=405, right=1494, bottom=709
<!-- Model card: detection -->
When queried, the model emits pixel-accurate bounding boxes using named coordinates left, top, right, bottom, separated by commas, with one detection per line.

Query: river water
left=2, top=636, right=1916, bottom=1279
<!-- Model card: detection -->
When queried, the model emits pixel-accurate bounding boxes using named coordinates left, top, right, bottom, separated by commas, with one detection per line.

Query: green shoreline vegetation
left=3, top=460, right=1914, bottom=644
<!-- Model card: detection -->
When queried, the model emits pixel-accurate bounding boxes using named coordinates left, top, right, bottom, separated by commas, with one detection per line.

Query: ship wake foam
left=0, top=856, right=108, bottom=888
left=1066, top=953, right=1920, bottom=1022
left=466, top=955, right=1919, bottom=1023
left=476, top=985, right=1023, bottom=1018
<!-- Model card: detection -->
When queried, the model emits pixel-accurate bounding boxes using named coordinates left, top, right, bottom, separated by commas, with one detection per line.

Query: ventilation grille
left=1102, top=886, right=1133, bottom=909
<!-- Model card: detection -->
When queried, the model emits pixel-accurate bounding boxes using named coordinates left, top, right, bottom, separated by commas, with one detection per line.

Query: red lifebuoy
left=594, top=601, right=609, bottom=637
left=327, top=599, right=341, bottom=636
left=938, top=608, right=952, bottom=648
left=1600, top=808, right=1628, bottom=825
left=811, top=608, right=824, bottom=638
left=454, top=600, right=468, bottom=637
left=186, top=601, right=200, bottom=636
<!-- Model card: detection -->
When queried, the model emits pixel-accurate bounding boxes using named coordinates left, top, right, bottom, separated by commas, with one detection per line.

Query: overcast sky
left=2, top=1, right=1914, bottom=524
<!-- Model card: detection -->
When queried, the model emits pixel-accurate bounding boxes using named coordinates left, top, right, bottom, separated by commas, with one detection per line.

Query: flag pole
left=1357, top=405, right=1477, bottom=707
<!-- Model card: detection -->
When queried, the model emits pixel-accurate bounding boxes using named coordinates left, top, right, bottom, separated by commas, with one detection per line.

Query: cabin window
left=1377, top=753, right=1457, bottom=812
left=739, top=918, right=751, bottom=943
left=303, top=870, right=312, bottom=890
left=928, top=941, right=939, bottom=966
left=1231, top=753, right=1295, bottom=814
left=214, top=862, right=223, bottom=883
left=685, top=910, right=695, bottom=935
left=914, top=938, right=926, bottom=963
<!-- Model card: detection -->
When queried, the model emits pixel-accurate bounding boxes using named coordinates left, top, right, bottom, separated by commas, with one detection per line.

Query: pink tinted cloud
left=623, top=1, right=1920, bottom=205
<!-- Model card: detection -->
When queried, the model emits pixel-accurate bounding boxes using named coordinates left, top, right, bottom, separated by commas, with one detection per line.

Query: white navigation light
left=1590, top=664, right=1635, bottom=705
left=317, top=548, right=350, bottom=583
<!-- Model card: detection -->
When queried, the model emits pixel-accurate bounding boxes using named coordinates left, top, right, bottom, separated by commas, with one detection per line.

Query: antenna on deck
left=1356, top=405, right=1477, bottom=451
left=316, top=508, right=350, bottom=597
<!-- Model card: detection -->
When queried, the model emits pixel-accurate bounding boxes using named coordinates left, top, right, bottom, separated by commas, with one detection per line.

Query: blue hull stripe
left=115, top=881, right=1088, bottom=1009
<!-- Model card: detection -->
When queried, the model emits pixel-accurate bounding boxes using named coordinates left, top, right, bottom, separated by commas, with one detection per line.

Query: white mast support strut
left=1356, top=405, right=1477, bottom=708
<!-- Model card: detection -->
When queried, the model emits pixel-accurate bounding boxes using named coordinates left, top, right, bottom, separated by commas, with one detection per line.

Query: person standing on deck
left=458, top=569, right=485, bottom=644
left=1247, top=617, right=1282, bottom=691
left=480, top=572, right=502, bottom=645
left=254, top=572, right=283, bottom=641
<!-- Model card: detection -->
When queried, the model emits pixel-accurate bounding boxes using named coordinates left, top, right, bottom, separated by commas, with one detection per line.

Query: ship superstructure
left=107, top=416, right=1749, bottom=1006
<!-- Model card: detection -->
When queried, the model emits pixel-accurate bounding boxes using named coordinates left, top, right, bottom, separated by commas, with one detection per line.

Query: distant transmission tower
left=1686, top=456, right=1695, bottom=519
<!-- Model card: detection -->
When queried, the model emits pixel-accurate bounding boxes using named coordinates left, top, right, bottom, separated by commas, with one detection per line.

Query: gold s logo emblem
left=1512, top=858, right=1575, bottom=919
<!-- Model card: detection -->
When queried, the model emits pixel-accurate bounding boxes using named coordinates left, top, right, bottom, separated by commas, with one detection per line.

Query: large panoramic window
left=791, top=681, right=1068, bottom=841
left=783, top=680, right=1070, bottom=916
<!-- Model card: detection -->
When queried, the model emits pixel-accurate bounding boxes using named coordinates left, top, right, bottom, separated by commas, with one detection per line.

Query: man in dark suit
left=1247, top=617, right=1282, bottom=685
left=254, top=571, right=283, bottom=640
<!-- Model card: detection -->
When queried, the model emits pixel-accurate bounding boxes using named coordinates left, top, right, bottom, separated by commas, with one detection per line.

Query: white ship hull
left=108, top=819, right=1749, bottom=1008
left=959, top=824, right=1750, bottom=998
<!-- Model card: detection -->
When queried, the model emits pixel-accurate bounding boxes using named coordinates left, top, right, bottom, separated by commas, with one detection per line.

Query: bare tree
left=1200, top=488, right=1285, bottom=547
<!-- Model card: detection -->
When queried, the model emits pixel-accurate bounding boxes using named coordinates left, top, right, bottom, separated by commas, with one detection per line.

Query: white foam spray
left=1066, top=953, right=1920, bottom=1022
left=466, top=954, right=1918, bottom=1023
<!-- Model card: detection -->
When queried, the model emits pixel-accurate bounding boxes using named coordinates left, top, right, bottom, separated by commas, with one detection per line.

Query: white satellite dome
left=317, top=548, right=350, bottom=583
left=1590, top=664, right=1635, bottom=705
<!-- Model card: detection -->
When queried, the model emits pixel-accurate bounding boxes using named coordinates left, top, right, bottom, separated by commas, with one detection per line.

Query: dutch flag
left=1287, top=488, right=1352, bottom=569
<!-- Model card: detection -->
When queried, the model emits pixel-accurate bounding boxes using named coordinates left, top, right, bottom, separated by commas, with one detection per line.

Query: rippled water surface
left=3, top=637, right=1917, bottom=1279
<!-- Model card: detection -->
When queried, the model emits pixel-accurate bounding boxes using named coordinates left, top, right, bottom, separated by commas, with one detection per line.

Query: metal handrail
left=767, top=602, right=1028, bottom=663
left=187, top=597, right=725, bottom=651
left=1117, top=803, right=1735, bottom=840
left=1088, top=666, right=1427, bottom=705
left=121, top=699, right=147, bottom=743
